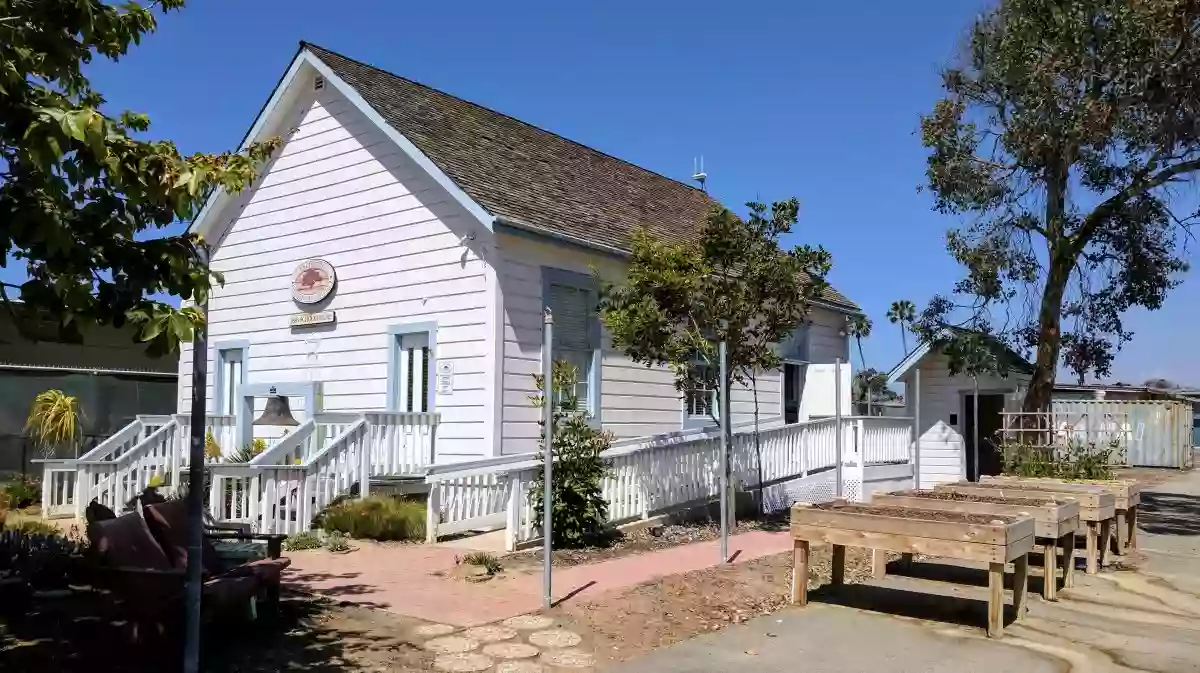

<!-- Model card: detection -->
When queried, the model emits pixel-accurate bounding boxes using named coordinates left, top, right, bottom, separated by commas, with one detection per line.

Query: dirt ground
left=555, top=545, right=887, bottom=668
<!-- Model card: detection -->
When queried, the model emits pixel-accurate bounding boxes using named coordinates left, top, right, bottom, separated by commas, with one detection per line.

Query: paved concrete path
left=286, top=529, right=791, bottom=626
left=612, top=468, right=1200, bottom=673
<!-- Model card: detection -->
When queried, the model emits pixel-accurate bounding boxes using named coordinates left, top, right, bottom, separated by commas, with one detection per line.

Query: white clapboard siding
left=178, top=85, right=493, bottom=460
left=496, top=231, right=851, bottom=454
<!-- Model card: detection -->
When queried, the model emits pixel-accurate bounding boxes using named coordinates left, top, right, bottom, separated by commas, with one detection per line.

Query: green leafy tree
left=600, top=199, right=832, bottom=510
left=917, top=0, right=1200, bottom=411
left=1, top=0, right=280, bottom=355
left=886, top=300, right=916, bottom=355
left=529, top=361, right=612, bottom=548
left=853, top=368, right=898, bottom=414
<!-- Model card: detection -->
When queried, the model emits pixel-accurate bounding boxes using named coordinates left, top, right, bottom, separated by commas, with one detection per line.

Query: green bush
left=324, top=532, right=351, bottom=552
left=3, top=477, right=41, bottom=509
left=1002, top=438, right=1116, bottom=480
left=317, top=495, right=426, bottom=541
left=283, top=531, right=322, bottom=551
left=461, top=551, right=503, bottom=575
left=528, top=361, right=612, bottom=548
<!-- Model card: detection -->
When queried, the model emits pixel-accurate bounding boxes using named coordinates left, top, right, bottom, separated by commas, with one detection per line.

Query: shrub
left=324, top=532, right=351, bottom=552
left=226, top=438, right=268, bottom=464
left=528, top=361, right=612, bottom=548
left=283, top=531, right=323, bottom=551
left=3, top=477, right=41, bottom=509
left=204, top=430, right=222, bottom=461
left=1002, top=438, right=1115, bottom=480
left=317, top=495, right=426, bottom=541
left=460, top=551, right=503, bottom=575
left=3, top=518, right=61, bottom=537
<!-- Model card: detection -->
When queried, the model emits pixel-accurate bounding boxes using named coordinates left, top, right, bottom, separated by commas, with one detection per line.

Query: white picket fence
left=206, top=412, right=438, bottom=534
left=37, top=414, right=237, bottom=518
left=37, top=411, right=436, bottom=523
left=424, top=415, right=913, bottom=551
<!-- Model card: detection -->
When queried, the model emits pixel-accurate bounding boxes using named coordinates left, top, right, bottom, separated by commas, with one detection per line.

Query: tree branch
left=1073, top=158, right=1200, bottom=251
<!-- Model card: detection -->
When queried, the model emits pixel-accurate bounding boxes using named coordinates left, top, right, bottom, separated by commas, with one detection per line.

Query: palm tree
left=886, top=300, right=917, bottom=355
left=846, top=314, right=872, bottom=370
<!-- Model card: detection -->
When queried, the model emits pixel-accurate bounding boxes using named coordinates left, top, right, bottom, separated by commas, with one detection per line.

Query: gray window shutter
left=548, top=282, right=594, bottom=412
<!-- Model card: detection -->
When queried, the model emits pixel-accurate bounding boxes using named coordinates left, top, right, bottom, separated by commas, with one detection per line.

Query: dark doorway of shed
left=784, top=362, right=804, bottom=424
left=964, top=393, right=1005, bottom=481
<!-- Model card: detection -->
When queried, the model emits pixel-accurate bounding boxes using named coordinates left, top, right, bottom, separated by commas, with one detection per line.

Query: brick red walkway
left=285, top=530, right=791, bottom=626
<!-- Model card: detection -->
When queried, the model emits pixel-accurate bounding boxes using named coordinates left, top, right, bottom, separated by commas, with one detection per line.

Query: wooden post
left=1043, top=537, right=1058, bottom=601
left=1115, top=510, right=1129, bottom=555
left=1062, top=532, right=1076, bottom=589
left=1128, top=504, right=1138, bottom=550
left=913, top=367, right=921, bottom=489
left=1085, top=522, right=1099, bottom=575
left=425, top=486, right=441, bottom=544
left=1098, top=519, right=1113, bottom=567
left=792, top=540, right=810, bottom=605
left=831, top=544, right=846, bottom=586
left=1013, top=554, right=1028, bottom=618
left=987, top=562, right=1005, bottom=638
left=871, top=548, right=888, bottom=579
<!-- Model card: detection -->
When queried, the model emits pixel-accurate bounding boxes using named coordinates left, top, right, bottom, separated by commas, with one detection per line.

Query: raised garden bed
left=980, top=475, right=1142, bottom=554
left=936, top=482, right=1116, bottom=575
left=871, top=489, right=1081, bottom=600
left=789, top=500, right=1034, bottom=638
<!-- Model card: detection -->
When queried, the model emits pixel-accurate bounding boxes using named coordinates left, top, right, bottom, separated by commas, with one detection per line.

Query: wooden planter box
left=936, top=482, right=1116, bottom=575
left=790, top=501, right=1034, bottom=638
left=871, top=490, right=1080, bottom=600
left=980, top=476, right=1142, bottom=554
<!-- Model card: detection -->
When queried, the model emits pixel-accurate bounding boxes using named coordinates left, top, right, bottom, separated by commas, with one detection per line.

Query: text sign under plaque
left=289, top=311, right=336, bottom=328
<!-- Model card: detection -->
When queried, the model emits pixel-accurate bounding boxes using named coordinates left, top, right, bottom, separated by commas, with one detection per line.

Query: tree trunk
left=1024, top=254, right=1071, bottom=413
left=751, top=375, right=764, bottom=516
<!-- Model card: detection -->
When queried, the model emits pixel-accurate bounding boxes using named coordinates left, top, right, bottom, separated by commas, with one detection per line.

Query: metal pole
left=183, top=249, right=210, bottom=673
left=972, top=375, right=980, bottom=482
left=913, top=367, right=921, bottom=489
left=541, top=309, right=554, bottom=609
left=835, top=357, right=844, bottom=499
left=719, top=339, right=731, bottom=564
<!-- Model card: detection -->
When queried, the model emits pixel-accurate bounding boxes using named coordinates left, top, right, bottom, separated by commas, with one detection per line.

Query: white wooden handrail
left=249, top=419, right=317, bottom=465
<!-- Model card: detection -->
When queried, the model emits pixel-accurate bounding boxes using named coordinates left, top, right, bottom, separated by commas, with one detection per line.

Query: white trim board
left=189, top=46, right=495, bottom=249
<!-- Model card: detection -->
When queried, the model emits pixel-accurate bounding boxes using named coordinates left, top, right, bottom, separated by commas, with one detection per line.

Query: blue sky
left=14, top=0, right=1199, bottom=384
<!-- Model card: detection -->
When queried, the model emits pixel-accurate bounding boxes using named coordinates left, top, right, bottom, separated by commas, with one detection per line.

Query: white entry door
left=395, top=332, right=431, bottom=412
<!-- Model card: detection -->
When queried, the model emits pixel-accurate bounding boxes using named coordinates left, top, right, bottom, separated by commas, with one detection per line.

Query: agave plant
left=24, top=390, right=82, bottom=459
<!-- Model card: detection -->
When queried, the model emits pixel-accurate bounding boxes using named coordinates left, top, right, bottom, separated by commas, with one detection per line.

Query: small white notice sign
left=436, top=362, right=454, bottom=395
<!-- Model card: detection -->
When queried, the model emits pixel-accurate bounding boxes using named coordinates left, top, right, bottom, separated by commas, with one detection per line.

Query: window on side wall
left=545, top=274, right=599, bottom=419
left=216, top=348, right=245, bottom=415
left=684, top=361, right=718, bottom=428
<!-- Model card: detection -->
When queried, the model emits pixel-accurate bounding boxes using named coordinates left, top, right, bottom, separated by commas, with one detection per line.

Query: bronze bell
left=252, top=395, right=300, bottom=426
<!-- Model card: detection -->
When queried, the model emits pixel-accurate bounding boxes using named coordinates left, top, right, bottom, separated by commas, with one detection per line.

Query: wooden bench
left=790, top=501, right=1035, bottom=638
left=937, top=482, right=1115, bottom=575
left=979, top=476, right=1141, bottom=556
left=871, top=490, right=1080, bottom=600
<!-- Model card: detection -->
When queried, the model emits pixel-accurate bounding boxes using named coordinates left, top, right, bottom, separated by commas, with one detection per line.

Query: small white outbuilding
left=887, top=335, right=1033, bottom=487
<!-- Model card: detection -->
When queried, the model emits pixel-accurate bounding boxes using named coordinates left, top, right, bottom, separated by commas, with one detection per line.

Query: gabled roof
left=887, top=328, right=1034, bottom=384
left=195, top=42, right=858, bottom=311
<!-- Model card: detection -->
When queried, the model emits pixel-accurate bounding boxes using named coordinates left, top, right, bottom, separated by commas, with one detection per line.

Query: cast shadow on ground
left=1137, top=491, right=1200, bottom=537
left=0, top=590, right=398, bottom=673
left=884, top=557, right=1056, bottom=597
left=810, top=581, right=1022, bottom=631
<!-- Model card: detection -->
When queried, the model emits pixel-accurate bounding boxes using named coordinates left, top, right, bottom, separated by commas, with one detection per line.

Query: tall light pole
left=183, top=247, right=210, bottom=673
left=719, top=337, right=731, bottom=563
left=541, top=309, right=554, bottom=609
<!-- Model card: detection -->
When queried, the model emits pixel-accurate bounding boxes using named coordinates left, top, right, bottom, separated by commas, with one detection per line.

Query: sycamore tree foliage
left=0, top=0, right=280, bottom=355
left=914, top=0, right=1200, bottom=410
left=598, top=199, right=833, bottom=423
